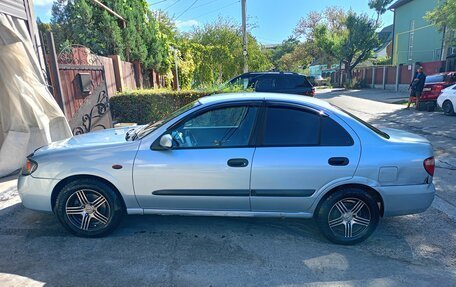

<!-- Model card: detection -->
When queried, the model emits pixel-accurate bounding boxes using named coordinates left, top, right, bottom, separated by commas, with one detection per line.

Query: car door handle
left=328, top=157, right=349, bottom=166
left=227, top=158, right=249, bottom=167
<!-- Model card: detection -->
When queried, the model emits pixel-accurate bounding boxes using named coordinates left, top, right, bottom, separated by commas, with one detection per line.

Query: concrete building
left=389, top=0, right=445, bottom=65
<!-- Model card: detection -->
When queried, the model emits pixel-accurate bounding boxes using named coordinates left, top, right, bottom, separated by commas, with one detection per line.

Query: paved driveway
left=0, top=90, right=455, bottom=287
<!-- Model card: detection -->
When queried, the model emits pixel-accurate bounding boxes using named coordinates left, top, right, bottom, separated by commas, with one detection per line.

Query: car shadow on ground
left=0, top=202, right=455, bottom=286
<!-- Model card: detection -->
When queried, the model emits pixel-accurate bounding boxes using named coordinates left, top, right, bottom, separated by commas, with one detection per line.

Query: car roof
left=242, top=71, right=303, bottom=76
left=198, top=92, right=335, bottom=111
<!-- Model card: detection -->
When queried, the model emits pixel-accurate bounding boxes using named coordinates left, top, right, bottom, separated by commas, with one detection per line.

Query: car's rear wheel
left=442, top=100, right=455, bottom=116
left=315, top=189, right=380, bottom=245
left=55, top=179, right=124, bottom=237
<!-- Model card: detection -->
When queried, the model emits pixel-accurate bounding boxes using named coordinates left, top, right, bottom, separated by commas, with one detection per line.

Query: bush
left=110, top=90, right=210, bottom=124
left=110, top=85, right=252, bottom=124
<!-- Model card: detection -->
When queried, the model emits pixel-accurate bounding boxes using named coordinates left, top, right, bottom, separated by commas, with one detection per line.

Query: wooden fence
left=331, top=60, right=448, bottom=91
left=46, top=46, right=168, bottom=119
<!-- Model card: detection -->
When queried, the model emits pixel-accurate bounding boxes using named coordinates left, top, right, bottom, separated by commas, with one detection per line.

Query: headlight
left=21, top=158, right=38, bottom=176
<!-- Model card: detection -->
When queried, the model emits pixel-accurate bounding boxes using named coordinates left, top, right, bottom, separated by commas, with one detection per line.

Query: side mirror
left=159, top=134, right=173, bottom=149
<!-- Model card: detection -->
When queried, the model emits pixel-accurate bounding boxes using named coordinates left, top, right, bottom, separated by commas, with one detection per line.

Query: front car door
left=133, top=102, right=260, bottom=211
left=250, top=102, right=361, bottom=213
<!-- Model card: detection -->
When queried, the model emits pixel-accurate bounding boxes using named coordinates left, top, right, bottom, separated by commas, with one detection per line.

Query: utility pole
left=170, top=46, right=180, bottom=91
left=241, top=0, right=248, bottom=73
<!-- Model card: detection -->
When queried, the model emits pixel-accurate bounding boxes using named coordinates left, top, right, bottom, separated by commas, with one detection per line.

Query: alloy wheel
left=65, top=189, right=111, bottom=231
left=327, top=198, right=371, bottom=238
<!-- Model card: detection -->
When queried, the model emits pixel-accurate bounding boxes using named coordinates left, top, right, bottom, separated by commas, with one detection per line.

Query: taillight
left=423, top=157, right=435, bottom=176
left=21, top=158, right=38, bottom=176
left=432, top=84, right=445, bottom=93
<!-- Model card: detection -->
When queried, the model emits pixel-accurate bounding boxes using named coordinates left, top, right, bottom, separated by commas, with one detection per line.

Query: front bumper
left=17, top=175, right=59, bottom=212
left=379, top=183, right=435, bottom=217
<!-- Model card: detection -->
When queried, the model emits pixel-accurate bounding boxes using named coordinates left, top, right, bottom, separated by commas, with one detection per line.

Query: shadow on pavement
left=0, top=203, right=455, bottom=286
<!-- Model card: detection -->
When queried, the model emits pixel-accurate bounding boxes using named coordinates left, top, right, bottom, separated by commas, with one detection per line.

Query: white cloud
left=175, top=19, right=199, bottom=29
left=34, top=0, right=54, bottom=7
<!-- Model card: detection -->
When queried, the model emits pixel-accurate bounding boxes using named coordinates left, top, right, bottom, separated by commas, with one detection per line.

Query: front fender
left=47, top=167, right=140, bottom=209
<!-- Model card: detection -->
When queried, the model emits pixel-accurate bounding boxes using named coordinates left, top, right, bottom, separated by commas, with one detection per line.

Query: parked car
left=437, top=83, right=456, bottom=115
left=227, top=72, right=315, bottom=97
left=412, top=72, right=456, bottom=111
left=18, top=93, right=435, bottom=245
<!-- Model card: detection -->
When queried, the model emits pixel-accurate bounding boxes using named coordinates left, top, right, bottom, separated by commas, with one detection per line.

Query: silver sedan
left=18, top=93, right=435, bottom=244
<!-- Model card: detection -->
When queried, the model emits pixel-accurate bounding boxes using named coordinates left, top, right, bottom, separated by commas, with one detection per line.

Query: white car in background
left=437, top=84, right=456, bottom=115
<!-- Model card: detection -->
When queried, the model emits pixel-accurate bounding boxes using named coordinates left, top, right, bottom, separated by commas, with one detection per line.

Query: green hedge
left=110, top=90, right=213, bottom=124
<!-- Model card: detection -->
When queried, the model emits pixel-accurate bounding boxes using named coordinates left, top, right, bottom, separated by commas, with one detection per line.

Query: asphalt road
left=0, top=90, right=455, bottom=287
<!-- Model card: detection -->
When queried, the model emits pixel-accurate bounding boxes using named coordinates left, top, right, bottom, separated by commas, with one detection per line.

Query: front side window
left=229, top=76, right=250, bottom=89
left=136, top=100, right=200, bottom=139
left=168, top=105, right=258, bottom=148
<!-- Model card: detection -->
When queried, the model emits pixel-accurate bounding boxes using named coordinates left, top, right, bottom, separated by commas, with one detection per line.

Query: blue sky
left=33, top=0, right=394, bottom=44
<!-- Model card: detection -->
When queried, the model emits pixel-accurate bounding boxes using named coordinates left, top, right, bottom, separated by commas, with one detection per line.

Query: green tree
left=187, top=18, right=271, bottom=87
left=425, top=0, right=456, bottom=47
left=320, top=12, right=379, bottom=83
left=368, top=0, right=394, bottom=25
left=49, top=0, right=174, bottom=75
left=292, top=7, right=347, bottom=70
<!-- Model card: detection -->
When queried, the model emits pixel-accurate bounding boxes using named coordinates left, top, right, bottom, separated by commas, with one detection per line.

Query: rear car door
left=133, top=102, right=260, bottom=211
left=250, top=102, right=361, bottom=213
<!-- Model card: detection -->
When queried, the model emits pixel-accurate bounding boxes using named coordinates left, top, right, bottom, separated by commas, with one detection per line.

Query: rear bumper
left=378, top=183, right=435, bottom=217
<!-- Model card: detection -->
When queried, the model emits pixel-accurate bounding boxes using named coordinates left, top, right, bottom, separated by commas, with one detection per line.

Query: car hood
left=34, top=126, right=137, bottom=156
left=382, top=128, right=430, bottom=144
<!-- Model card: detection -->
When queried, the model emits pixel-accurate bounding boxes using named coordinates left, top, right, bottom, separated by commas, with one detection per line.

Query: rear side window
left=262, top=107, right=320, bottom=146
left=254, top=76, right=277, bottom=92
left=320, top=117, right=354, bottom=146
left=262, top=106, right=353, bottom=147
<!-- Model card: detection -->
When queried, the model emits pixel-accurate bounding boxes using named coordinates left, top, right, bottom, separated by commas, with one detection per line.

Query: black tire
left=315, top=188, right=380, bottom=245
left=55, top=179, right=124, bottom=237
left=415, top=101, right=425, bottom=111
left=442, top=100, right=455, bottom=116
left=427, top=103, right=436, bottom=112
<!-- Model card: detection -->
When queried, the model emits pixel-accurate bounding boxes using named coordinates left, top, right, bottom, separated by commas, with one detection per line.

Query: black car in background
left=228, top=72, right=315, bottom=97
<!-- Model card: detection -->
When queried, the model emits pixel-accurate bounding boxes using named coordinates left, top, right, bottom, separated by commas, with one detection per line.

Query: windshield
left=134, top=100, right=201, bottom=139
left=332, top=105, right=390, bottom=139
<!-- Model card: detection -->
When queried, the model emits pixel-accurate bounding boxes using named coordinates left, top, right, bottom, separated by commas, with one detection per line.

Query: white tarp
left=0, top=13, right=72, bottom=177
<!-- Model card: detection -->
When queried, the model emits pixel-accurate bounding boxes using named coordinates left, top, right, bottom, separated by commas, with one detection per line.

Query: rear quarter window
left=320, top=117, right=354, bottom=146
left=292, top=75, right=312, bottom=88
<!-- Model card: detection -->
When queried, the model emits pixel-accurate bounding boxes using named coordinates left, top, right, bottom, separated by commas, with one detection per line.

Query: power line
left=174, top=0, right=200, bottom=20
left=193, top=0, right=224, bottom=9
left=149, top=0, right=171, bottom=5
left=163, top=0, right=182, bottom=11
left=193, top=0, right=239, bottom=20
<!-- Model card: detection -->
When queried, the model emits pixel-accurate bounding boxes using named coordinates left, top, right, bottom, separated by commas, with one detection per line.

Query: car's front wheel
left=55, top=179, right=124, bottom=237
left=442, top=100, right=455, bottom=116
left=315, top=188, right=380, bottom=245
